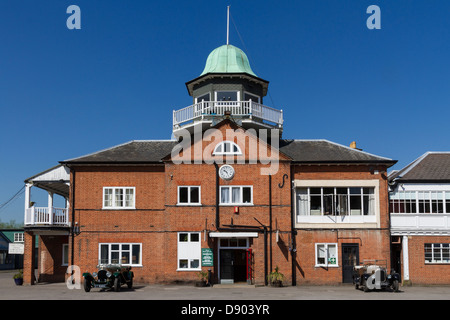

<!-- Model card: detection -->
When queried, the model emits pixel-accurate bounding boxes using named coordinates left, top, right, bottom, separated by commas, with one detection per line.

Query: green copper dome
left=200, top=44, right=257, bottom=77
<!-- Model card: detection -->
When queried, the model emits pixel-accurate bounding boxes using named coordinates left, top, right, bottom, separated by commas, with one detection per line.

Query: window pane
left=232, top=187, right=241, bottom=203
left=310, top=195, right=321, bottom=215
left=132, top=245, right=140, bottom=265
left=179, top=259, right=188, bottom=268
left=111, top=252, right=120, bottom=264
left=179, top=233, right=188, bottom=242
left=221, top=187, right=230, bottom=203
left=350, top=195, right=362, bottom=215
left=104, top=189, right=113, bottom=207
left=121, top=251, right=130, bottom=264
left=350, top=187, right=361, bottom=195
left=337, top=194, right=348, bottom=215
left=100, top=245, right=109, bottom=264
left=125, top=189, right=134, bottom=207
left=190, top=187, right=199, bottom=203
left=328, top=245, right=337, bottom=265
left=190, top=233, right=199, bottom=242
left=190, top=259, right=199, bottom=269
left=179, top=187, right=188, bottom=203
left=217, top=91, right=237, bottom=101
left=243, top=187, right=251, bottom=203
left=115, top=189, right=123, bottom=207
left=317, top=245, right=326, bottom=265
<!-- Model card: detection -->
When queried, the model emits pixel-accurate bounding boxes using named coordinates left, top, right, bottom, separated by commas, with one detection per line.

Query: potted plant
left=267, top=266, right=285, bottom=287
left=195, top=270, right=208, bottom=287
left=13, top=270, right=23, bottom=286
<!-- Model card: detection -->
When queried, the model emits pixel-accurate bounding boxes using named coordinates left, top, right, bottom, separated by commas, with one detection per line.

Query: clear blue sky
left=1, top=0, right=449, bottom=223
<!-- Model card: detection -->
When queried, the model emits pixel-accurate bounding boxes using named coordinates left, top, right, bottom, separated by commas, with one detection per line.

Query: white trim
left=314, top=243, right=339, bottom=268
left=243, top=91, right=260, bottom=103
left=209, top=232, right=259, bottom=238
left=213, top=141, right=242, bottom=156
left=219, top=185, right=253, bottom=206
left=177, top=232, right=201, bottom=271
left=177, top=186, right=201, bottom=205
left=98, top=243, right=143, bottom=267
left=102, top=187, right=136, bottom=209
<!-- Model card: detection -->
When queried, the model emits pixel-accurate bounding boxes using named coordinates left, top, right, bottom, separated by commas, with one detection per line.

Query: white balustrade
left=173, top=100, right=283, bottom=128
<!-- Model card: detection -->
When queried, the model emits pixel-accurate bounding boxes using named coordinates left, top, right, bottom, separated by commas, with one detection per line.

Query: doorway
left=342, top=244, right=359, bottom=283
left=218, top=238, right=249, bottom=284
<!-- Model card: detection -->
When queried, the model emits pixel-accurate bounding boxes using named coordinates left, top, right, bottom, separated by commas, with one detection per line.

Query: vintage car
left=353, top=261, right=400, bottom=292
left=82, top=264, right=134, bottom=292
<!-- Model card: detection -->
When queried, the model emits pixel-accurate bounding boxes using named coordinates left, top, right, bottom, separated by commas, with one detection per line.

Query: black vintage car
left=83, top=264, right=134, bottom=292
left=353, top=263, right=400, bottom=292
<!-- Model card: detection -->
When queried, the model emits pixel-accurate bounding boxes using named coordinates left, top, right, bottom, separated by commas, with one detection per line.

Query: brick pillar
left=23, top=231, right=36, bottom=285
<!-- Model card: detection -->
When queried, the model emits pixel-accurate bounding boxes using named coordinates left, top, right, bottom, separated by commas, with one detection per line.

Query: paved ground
left=1, top=270, right=450, bottom=301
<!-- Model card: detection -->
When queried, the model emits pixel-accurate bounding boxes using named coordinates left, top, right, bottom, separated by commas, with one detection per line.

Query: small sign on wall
left=9, top=243, right=24, bottom=254
left=201, top=248, right=214, bottom=267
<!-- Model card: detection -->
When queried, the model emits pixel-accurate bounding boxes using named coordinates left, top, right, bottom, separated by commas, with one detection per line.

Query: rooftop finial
left=227, top=6, right=230, bottom=45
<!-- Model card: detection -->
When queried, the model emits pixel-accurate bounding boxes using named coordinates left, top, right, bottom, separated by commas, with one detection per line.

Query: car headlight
left=92, top=272, right=98, bottom=277
left=106, top=271, right=112, bottom=278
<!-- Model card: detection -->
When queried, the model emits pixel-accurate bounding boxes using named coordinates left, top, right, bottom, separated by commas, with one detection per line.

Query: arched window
left=213, top=141, right=242, bottom=155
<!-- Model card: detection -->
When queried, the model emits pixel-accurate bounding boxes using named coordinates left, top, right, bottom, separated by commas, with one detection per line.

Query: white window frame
left=98, top=243, right=142, bottom=266
left=62, top=244, right=69, bottom=266
left=177, top=232, right=201, bottom=271
left=103, top=187, right=135, bottom=209
left=315, top=243, right=339, bottom=267
left=177, top=186, right=201, bottom=206
left=244, top=91, right=260, bottom=103
left=214, top=90, right=240, bottom=102
left=425, top=243, right=450, bottom=264
left=220, top=186, right=253, bottom=206
left=213, top=141, right=242, bottom=156
left=14, top=233, right=24, bottom=243
left=195, top=92, right=210, bottom=103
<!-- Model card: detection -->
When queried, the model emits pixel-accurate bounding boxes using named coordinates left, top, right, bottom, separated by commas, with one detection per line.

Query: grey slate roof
left=61, top=140, right=178, bottom=164
left=389, top=152, right=450, bottom=182
left=61, top=139, right=395, bottom=165
left=279, top=139, right=395, bottom=164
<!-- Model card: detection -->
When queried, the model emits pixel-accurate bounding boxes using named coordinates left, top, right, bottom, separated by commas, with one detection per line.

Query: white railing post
left=48, top=191, right=53, bottom=225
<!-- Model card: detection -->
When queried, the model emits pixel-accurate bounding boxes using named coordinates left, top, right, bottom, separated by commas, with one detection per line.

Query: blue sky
left=1, top=0, right=449, bottom=223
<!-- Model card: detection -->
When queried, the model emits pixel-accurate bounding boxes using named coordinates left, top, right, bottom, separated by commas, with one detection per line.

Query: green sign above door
left=202, top=248, right=214, bottom=267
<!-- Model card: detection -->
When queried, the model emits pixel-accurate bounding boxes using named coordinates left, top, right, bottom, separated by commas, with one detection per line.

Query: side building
left=389, top=152, right=450, bottom=285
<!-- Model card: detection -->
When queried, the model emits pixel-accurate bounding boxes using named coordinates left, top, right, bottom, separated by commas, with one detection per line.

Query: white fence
left=173, top=100, right=283, bottom=127
left=24, top=207, right=69, bottom=226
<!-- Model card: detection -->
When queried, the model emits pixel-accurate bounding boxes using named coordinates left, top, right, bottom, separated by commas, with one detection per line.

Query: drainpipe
left=269, top=175, right=272, bottom=273
left=214, top=163, right=220, bottom=229
left=290, top=164, right=297, bottom=286
left=70, top=168, right=76, bottom=267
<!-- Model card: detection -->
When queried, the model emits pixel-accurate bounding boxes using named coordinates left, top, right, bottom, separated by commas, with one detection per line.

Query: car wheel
left=83, top=278, right=91, bottom=292
left=114, top=277, right=121, bottom=292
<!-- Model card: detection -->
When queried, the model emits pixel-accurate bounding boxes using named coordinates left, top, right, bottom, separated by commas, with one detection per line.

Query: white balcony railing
left=173, top=100, right=283, bottom=128
left=24, top=207, right=69, bottom=227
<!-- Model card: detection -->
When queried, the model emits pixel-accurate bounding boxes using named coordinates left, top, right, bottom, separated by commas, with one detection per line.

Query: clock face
left=219, top=165, right=235, bottom=180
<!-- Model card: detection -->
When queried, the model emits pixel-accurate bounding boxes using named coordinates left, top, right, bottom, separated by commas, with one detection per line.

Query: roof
left=389, top=152, right=450, bottom=182
left=279, top=139, right=396, bottom=164
left=61, top=140, right=178, bottom=164
left=200, top=44, right=257, bottom=77
left=61, top=137, right=394, bottom=166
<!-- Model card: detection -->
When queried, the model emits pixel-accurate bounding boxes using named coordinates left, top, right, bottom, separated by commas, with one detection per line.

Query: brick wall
left=406, top=236, right=450, bottom=285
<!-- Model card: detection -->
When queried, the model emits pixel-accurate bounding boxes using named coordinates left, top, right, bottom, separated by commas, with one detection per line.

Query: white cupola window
left=213, top=141, right=242, bottom=155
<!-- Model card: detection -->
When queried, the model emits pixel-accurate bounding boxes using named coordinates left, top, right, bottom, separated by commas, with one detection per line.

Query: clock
left=219, top=165, right=235, bottom=180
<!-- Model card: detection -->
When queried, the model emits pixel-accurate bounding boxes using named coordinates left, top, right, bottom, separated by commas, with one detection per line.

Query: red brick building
left=22, top=43, right=396, bottom=286
left=389, top=152, right=450, bottom=285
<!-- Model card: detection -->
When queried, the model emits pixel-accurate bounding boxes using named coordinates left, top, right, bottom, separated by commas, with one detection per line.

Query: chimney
left=350, top=141, right=362, bottom=151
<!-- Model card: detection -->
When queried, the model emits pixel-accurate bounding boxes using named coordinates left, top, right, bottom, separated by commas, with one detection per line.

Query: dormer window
left=213, top=141, right=242, bottom=155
